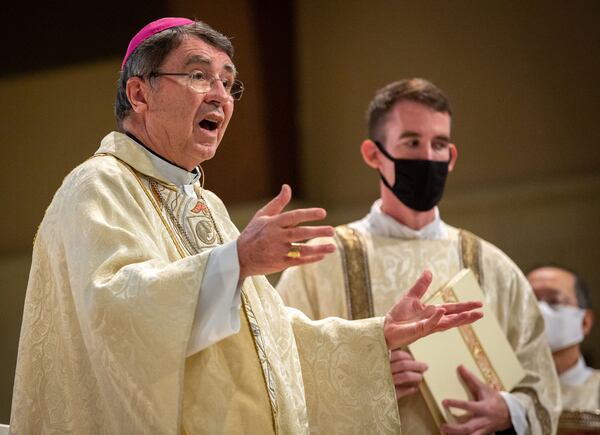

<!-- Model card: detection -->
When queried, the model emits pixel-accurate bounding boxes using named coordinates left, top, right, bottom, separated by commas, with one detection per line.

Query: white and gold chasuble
left=10, top=132, right=401, bottom=434
left=277, top=217, right=561, bottom=435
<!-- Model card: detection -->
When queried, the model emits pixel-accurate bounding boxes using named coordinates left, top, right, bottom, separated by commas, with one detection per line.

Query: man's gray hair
left=366, top=78, right=452, bottom=142
left=114, top=20, right=234, bottom=130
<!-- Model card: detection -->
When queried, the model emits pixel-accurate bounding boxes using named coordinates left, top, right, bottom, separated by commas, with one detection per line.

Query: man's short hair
left=366, top=78, right=452, bottom=142
left=528, top=263, right=593, bottom=309
left=114, top=20, right=234, bottom=130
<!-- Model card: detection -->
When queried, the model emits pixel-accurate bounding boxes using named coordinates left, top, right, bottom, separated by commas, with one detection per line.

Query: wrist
left=497, top=394, right=512, bottom=431
left=236, top=239, right=249, bottom=280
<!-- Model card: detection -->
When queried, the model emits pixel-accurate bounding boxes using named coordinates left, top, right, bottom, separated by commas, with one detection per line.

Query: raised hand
left=440, top=365, right=511, bottom=435
left=390, top=349, right=427, bottom=399
left=383, top=271, right=483, bottom=350
left=237, top=184, right=336, bottom=280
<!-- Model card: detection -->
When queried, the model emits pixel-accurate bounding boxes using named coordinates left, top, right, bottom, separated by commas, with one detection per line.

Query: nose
left=417, top=143, right=435, bottom=160
left=204, top=79, right=231, bottom=105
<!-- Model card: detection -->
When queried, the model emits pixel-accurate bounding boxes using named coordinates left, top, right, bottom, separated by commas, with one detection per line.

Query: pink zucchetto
left=121, top=17, right=195, bottom=69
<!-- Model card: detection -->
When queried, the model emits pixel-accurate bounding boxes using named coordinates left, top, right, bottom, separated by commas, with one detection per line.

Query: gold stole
left=334, top=225, right=483, bottom=320
left=335, top=225, right=552, bottom=434
left=334, top=225, right=374, bottom=319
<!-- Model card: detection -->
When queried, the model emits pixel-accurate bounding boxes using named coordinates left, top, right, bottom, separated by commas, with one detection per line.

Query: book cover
left=407, top=268, right=525, bottom=426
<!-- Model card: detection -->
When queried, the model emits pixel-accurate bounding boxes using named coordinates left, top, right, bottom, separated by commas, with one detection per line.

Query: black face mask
left=374, top=140, right=449, bottom=212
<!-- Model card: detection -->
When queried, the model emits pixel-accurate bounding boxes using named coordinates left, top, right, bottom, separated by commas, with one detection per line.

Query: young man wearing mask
left=528, top=265, right=599, bottom=411
left=277, top=78, right=561, bottom=434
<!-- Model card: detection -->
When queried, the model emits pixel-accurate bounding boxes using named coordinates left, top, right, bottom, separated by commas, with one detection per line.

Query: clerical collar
left=125, top=132, right=200, bottom=186
left=353, top=199, right=448, bottom=240
left=560, top=356, right=594, bottom=386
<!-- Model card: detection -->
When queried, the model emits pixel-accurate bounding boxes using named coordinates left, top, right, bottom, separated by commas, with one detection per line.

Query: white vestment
left=277, top=200, right=561, bottom=435
left=10, top=132, right=403, bottom=434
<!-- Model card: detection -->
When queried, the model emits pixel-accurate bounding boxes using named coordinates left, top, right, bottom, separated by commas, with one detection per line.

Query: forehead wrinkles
left=168, top=38, right=236, bottom=76
left=184, top=54, right=237, bottom=77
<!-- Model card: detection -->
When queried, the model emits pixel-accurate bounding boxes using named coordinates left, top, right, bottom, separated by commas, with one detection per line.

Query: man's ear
left=126, top=76, right=150, bottom=114
left=583, top=309, right=594, bottom=336
left=360, top=139, right=381, bottom=169
left=448, top=143, right=458, bottom=172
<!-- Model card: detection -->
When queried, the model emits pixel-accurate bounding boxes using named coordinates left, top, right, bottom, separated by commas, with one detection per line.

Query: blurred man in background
left=528, top=264, right=599, bottom=411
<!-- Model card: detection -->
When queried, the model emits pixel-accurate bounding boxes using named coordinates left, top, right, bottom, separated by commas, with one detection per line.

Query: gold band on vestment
left=335, top=225, right=374, bottom=320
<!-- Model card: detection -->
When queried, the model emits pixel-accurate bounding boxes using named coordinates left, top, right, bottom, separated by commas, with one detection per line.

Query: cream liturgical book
left=407, top=268, right=525, bottom=427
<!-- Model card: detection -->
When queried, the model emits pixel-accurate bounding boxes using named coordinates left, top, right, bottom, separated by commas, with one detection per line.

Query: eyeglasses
left=148, top=70, right=244, bottom=101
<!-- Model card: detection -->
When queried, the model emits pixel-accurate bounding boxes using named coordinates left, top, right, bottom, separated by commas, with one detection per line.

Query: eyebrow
left=184, top=54, right=237, bottom=76
left=398, top=131, right=451, bottom=142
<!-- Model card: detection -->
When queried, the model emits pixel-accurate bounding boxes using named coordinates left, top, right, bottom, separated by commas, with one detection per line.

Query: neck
left=122, top=119, right=194, bottom=172
left=379, top=185, right=436, bottom=230
left=552, top=345, right=581, bottom=375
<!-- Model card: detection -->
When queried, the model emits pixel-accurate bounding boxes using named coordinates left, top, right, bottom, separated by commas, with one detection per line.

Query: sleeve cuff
left=500, top=391, right=528, bottom=435
left=186, top=241, right=243, bottom=356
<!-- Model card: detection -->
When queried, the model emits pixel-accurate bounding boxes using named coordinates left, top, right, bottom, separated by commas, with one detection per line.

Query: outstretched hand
left=237, top=184, right=336, bottom=280
left=384, top=271, right=483, bottom=350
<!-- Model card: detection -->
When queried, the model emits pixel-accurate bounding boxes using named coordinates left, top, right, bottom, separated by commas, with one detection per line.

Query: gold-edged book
left=407, top=268, right=525, bottom=427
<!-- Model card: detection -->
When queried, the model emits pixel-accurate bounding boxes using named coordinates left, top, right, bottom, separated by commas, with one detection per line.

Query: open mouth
left=199, top=119, right=218, bottom=131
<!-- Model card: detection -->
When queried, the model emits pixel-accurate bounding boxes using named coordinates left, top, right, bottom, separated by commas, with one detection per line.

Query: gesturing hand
left=237, top=184, right=336, bottom=280
left=390, top=350, right=427, bottom=399
left=440, top=365, right=511, bottom=435
left=383, top=271, right=483, bottom=350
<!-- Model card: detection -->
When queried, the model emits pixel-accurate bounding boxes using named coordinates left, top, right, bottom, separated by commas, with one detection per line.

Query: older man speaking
left=10, top=18, right=481, bottom=434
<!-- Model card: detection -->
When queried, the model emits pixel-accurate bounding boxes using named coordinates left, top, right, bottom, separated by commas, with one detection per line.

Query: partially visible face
left=527, top=267, right=579, bottom=307
left=376, top=100, right=455, bottom=185
left=142, top=36, right=236, bottom=169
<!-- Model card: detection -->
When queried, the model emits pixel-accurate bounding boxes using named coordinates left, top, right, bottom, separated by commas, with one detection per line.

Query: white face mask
left=538, top=301, right=585, bottom=351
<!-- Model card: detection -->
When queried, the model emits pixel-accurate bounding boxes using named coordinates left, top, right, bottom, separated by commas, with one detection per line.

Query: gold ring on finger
left=286, top=242, right=303, bottom=259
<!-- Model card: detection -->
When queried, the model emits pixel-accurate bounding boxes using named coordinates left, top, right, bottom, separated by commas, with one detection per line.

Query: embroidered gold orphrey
left=335, top=225, right=374, bottom=320
left=103, top=156, right=280, bottom=428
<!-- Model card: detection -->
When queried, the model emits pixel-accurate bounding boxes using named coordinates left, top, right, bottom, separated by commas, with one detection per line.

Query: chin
left=193, top=143, right=218, bottom=164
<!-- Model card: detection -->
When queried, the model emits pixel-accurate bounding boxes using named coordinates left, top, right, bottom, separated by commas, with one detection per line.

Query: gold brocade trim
left=149, top=180, right=198, bottom=256
left=440, top=288, right=504, bottom=391
left=512, top=386, right=553, bottom=435
left=459, top=229, right=483, bottom=286
left=558, top=409, right=600, bottom=432
left=92, top=153, right=280, bottom=431
left=241, top=291, right=279, bottom=425
left=196, top=191, right=224, bottom=246
left=92, top=154, right=186, bottom=258
left=335, top=225, right=374, bottom=320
